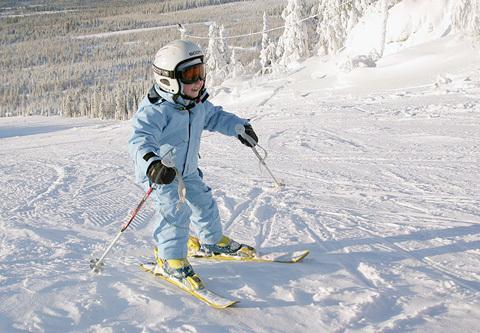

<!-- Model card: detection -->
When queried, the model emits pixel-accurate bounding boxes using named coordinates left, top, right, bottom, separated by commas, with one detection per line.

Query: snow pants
left=152, top=170, right=223, bottom=259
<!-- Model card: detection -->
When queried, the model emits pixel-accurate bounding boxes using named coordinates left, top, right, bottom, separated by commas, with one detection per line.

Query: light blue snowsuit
left=128, top=85, right=249, bottom=259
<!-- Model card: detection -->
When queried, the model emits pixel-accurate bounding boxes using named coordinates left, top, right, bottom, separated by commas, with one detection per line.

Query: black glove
left=147, top=160, right=176, bottom=185
left=237, top=124, right=258, bottom=147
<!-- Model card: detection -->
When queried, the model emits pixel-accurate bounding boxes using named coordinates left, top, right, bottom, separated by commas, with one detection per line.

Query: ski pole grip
left=235, top=124, right=257, bottom=147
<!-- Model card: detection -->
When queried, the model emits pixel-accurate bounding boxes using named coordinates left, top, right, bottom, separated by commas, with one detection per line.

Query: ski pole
left=90, top=186, right=154, bottom=273
left=235, top=124, right=285, bottom=188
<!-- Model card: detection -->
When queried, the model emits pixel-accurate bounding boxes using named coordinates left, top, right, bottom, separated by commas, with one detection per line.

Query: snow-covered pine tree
left=91, top=87, right=102, bottom=119
left=276, top=0, right=310, bottom=70
left=230, top=48, right=237, bottom=78
left=452, top=0, right=480, bottom=39
left=377, top=0, right=389, bottom=59
left=73, top=89, right=82, bottom=117
left=126, top=85, right=135, bottom=119
left=114, top=86, right=127, bottom=120
left=206, top=23, right=220, bottom=85
left=99, top=86, right=113, bottom=120
left=218, top=25, right=230, bottom=66
left=315, top=0, right=371, bottom=56
left=61, top=93, right=74, bottom=118
left=259, top=11, right=277, bottom=74
left=129, top=81, right=147, bottom=114
left=78, top=93, right=88, bottom=117
left=206, top=22, right=230, bottom=87
left=78, top=99, right=85, bottom=117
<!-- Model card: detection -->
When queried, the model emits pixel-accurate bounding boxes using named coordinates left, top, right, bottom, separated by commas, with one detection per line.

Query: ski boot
left=188, top=235, right=256, bottom=259
left=154, top=247, right=204, bottom=290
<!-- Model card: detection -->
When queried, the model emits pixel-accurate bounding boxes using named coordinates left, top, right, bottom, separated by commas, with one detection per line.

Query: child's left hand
left=237, top=124, right=258, bottom=147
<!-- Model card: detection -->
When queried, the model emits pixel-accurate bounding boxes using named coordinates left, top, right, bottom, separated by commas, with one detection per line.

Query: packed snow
left=1, top=1, right=480, bottom=332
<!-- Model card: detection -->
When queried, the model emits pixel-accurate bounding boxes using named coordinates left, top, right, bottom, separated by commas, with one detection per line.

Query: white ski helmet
left=153, top=40, right=205, bottom=95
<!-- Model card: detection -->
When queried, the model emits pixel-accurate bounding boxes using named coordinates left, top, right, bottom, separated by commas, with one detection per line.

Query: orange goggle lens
left=177, top=63, right=206, bottom=84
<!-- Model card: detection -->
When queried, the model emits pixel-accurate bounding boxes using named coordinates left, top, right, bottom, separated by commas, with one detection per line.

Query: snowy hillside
left=1, top=0, right=480, bottom=332
left=1, top=31, right=479, bottom=332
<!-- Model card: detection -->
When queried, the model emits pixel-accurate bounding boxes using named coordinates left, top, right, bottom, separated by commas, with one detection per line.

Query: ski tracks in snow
left=208, top=77, right=480, bottom=330
left=1, top=69, right=480, bottom=331
left=215, top=184, right=282, bottom=249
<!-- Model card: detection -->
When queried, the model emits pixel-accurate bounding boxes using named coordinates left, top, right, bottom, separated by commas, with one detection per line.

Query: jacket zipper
left=183, top=109, right=191, bottom=175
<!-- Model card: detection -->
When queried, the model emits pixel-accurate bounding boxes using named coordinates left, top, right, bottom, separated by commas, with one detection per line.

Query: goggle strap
left=153, top=64, right=175, bottom=78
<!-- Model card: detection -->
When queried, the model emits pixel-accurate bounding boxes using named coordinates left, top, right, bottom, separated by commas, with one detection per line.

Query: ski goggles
left=176, top=63, right=206, bottom=84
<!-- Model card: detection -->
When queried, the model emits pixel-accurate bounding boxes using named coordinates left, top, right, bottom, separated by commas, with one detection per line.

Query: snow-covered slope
left=1, top=30, right=479, bottom=331
left=340, top=0, right=479, bottom=70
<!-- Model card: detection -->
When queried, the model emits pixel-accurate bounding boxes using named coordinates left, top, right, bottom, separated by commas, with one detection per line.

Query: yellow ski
left=189, top=249, right=310, bottom=263
left=187, top=236, right=310, bottom=263
left=140, top=262, right=238, bottom=309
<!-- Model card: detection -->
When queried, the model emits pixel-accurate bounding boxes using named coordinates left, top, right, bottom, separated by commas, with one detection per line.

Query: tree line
left=1, top=0, right=281, bottom=118
left=1, top=0, right=478, bottom=119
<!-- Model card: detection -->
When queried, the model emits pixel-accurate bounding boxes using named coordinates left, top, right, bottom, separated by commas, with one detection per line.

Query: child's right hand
left=147, top=161, right=176, bottom=185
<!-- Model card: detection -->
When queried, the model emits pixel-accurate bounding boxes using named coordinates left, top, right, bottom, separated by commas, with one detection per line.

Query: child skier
left=128, top=40, right=258, bottom=289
